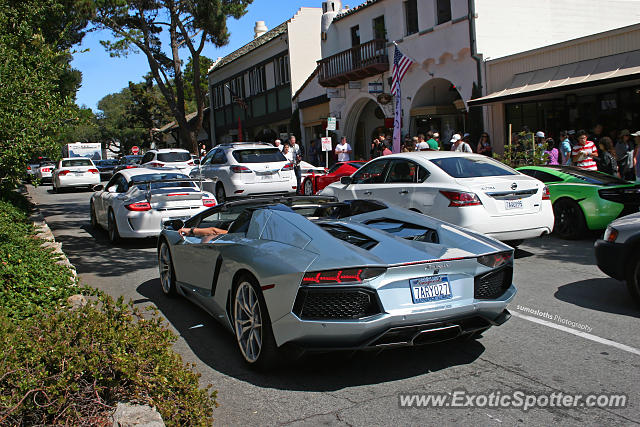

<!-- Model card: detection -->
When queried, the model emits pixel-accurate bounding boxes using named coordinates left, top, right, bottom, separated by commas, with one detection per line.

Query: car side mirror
left=163, top=219, right=184, bottom=230
left=92, top=184, right=104, bottom=192
left=193, top=159, right=200, bottom=165
left=340, top=176, right=353, bottom=185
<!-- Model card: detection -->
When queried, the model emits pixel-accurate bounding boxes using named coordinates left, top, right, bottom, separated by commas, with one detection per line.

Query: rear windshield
left=430, top=157, right=517, bottom=178
left=558, top=167, right=629, bottom=186
left=130, top=173, right=196, bottom=190
left=157, top=152, right=191, bottom=162
left=62, top=159, right=92, bottom=167
left=232, top=148, right=286, bottom=163
left=121, top=156, right=142, bottom=165
left=31, top=157, right=52, bottom=165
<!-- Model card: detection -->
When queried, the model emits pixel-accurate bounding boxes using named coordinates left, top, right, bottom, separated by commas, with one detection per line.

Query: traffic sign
left=326, top=117, right=336, bottom=131
left=321, top=137, right=332, bottom=152
left=131, top=146, right=139, bottom=155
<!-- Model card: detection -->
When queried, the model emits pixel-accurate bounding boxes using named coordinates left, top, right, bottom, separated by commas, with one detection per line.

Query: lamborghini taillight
left=302, top=267, right=386, bottom=285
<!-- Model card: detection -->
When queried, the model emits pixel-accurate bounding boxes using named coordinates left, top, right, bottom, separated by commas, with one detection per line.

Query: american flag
left=225, top=83, right=247, bottom=110
left=391, top=45, right=414, bottom=95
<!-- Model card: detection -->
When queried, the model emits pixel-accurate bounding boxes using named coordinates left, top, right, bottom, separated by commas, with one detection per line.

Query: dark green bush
left=0, top=296, right=216, bottom=425
left=0, top=193, right=80, bottom=320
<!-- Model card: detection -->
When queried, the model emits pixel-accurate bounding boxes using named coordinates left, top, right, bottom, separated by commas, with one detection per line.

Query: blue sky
left=72, top=0, right=366, bottom=112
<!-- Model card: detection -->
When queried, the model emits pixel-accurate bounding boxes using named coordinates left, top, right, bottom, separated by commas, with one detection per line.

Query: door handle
left=363, top=191, right=372, bottom=195
left=399, top=190, right=409, bottom=194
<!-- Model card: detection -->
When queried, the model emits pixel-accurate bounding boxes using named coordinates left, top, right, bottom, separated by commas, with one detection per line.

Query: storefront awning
left=469, top=50, right=640, bottom=106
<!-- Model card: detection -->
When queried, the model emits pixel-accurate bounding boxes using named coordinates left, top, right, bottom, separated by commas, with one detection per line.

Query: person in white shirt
left=289, top=135, right=302, bottom=194
left=282, top=143, right=293, bottom=163
left=416, top=134, right=429, bottom=151
left=274, top=139, right=283, bottom=151
left=450, top=134, right=472, bottom=152
left=335, top=136, right=352, bottom=162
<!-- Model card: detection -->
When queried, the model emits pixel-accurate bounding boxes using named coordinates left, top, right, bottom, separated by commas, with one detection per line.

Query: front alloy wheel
left=303, top=178, right=314, bottom=196
left=158, top=242, right=177, bottom=297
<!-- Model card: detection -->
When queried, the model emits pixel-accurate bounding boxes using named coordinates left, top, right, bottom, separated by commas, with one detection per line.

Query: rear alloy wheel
left=90, top=202, right=99, bottom=229
left=158, top=241, right=177, bottom=297
left=303, top=178, right=314, bottom=196
left=232, top=275, right=278, bottom=369
left=107, top=209, right=120, bottom=243
left=553, top=199, right=586, bottom=240
left=216, top=184, right=226, bottom=203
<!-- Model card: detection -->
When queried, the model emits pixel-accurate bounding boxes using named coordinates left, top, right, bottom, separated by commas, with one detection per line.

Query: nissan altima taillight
left=439, top=190, right=482, bottom=207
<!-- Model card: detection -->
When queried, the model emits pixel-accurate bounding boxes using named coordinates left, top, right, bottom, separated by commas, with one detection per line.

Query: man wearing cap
left=616, top=129, right=634, bottom=180
left=450, top=134, right=472, bottom=152
left=535, top=131, right=546, bottom=146
left=426, top=132, right=440, bottom=150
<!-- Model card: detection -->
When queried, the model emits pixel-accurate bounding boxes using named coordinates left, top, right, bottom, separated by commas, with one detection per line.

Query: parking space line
left=511, top=311, right=640, bottom=357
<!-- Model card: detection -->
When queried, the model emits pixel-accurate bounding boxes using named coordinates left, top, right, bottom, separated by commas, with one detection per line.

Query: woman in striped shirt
left=571, top=130, right=599, bottom=171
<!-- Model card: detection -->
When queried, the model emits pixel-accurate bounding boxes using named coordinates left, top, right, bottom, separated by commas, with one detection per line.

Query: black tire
left=90, top=201, right=99, bottom=229
left=232, top=273, right=278, bottom=370
left=625, top=253, right=640, bottom=305
left=553, top=199, right=586, bottom=240
left=302, top=178, right=314, bottom=196
left=216, top=184, right=226, bottom=204
left=107, top=209, right=120, bottom=243
left=158, top=241, right=178, bottom=297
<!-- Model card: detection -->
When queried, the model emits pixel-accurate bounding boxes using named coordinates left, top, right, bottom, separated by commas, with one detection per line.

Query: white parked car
left=34, top=160, right=56, bottom=183
left=190, top=142, right=297, bottom=202
left=27, top=156, right=53, bottom=181
left=52, top=158, right=101, bottom=192
left=139, top=149, right=195, bottom=174
left=320, top=151, right=554, bottom=243
left=90, top=168, right=216, bottom=243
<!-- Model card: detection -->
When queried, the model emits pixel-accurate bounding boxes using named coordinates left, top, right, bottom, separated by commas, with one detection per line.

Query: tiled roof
left=208, top=21, right=289, bottom=74
left=333, top=0, right=384, bottom=22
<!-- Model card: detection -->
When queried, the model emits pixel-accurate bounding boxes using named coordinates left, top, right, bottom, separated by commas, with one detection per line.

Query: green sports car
left=516, top=165, right=640, bottom=239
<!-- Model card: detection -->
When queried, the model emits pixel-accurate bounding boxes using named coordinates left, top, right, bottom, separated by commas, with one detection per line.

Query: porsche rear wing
left=132, top=177, right=217, bottom=203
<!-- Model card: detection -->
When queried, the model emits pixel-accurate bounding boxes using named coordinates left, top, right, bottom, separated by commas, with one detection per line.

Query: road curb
left=22, top=184, right=78, bottom=281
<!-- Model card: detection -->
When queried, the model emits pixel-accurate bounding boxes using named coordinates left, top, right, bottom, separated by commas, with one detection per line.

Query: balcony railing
left=318, top=39, right=389, bottom=87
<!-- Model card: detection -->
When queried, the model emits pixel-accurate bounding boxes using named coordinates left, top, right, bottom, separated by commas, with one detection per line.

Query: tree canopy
left=89, top=0, right=252, bottom=153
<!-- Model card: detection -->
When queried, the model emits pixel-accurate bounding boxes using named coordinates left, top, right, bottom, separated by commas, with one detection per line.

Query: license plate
left=259, top=174, right=273, bottom=181
left=410, top=275, right=452, bottom=304
left=505, top=199, right=523, bottom=210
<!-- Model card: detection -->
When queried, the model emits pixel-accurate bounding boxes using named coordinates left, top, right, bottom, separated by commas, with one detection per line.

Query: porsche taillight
left=125, top=201, right=152, bottom=211
left=302, top=267, right=386, bottom=285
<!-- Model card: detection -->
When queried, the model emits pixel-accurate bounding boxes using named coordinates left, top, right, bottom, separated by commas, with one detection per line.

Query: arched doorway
left=410, top=78, right=465, bottom=148
left=254, top=127, right=277, bottom=143
left=345, top=98, right=386, bottom=160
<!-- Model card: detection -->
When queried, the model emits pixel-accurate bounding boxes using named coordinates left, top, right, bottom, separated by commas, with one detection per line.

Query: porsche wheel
left=107, top=209, right=120, bottom=243
left=158, top=241, right=177, bottom=297
left=216, top=184, right=226, bottom=203
left=90, top=201, right=99, bottom=229
left=232, top=275, right=277, bottom=369
left=553, top=199, right=586, bottom=240
left=303, top=178, right=314, bottom=196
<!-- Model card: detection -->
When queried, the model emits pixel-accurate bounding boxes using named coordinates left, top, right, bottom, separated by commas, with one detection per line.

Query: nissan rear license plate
left=410, top=275, right=452, bottom=304
left=505, top=199, right=523, bottom=210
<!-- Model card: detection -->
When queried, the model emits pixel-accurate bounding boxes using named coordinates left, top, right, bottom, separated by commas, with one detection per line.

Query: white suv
left=140, top=149, right=195, bottom=174
left=190, top=142, right=296, bottom=202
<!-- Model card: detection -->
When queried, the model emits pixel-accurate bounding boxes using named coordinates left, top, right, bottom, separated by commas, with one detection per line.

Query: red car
left=302, top=161, right=366, bottom=195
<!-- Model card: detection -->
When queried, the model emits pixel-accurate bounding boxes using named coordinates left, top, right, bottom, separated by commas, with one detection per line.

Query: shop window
left=436, top=0, right=451, bottom=25
left=249, top=66, right=266, bottom=96
left=404, top=0, right=419, bottom=35
left=372, top=16, right=386, bottom=40
left=274, top=55, right=290, bottom=86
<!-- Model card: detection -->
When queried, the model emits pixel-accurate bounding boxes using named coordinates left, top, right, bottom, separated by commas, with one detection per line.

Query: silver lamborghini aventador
left=157, top=196, right=516, bottom=369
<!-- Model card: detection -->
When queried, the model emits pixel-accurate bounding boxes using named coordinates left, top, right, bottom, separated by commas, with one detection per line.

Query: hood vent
left=317, top=223, right=378, bottom=250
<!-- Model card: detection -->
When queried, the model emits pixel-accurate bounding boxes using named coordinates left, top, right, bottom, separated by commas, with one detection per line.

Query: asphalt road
left=28, top=183, right=639, bottom=426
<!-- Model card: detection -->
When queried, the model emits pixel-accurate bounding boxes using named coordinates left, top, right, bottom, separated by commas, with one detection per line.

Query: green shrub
left=0, top=296, right=216, bottom=425
left=0, top=193, right=80, bottom=320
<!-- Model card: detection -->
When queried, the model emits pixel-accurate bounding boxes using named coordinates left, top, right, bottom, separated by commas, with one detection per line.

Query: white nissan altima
left=319, top=151, right=554, bottom=244
left=90, top=168, right=216, bottom=243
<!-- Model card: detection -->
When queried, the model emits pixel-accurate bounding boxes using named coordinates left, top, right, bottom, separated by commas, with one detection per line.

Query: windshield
left=232, top=148, right=286, bottom=163
left=121, top=156, right=142, bottom=165
left=157, top=152, right=191, bottom=162
left=130, top=173, right=196, bottom=190
left=62, top=159, right=93, bottom=167
left=555, top=167, right=630, bottom=186
left=31, top=157, right=52, bottom=165
left=96, top=159, right=117, bottom=166
left=430, top=156, right=517, bottom=178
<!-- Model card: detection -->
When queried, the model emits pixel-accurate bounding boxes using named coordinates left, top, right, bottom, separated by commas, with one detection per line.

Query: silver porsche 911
left=157, top=196, right=516, bottom=369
